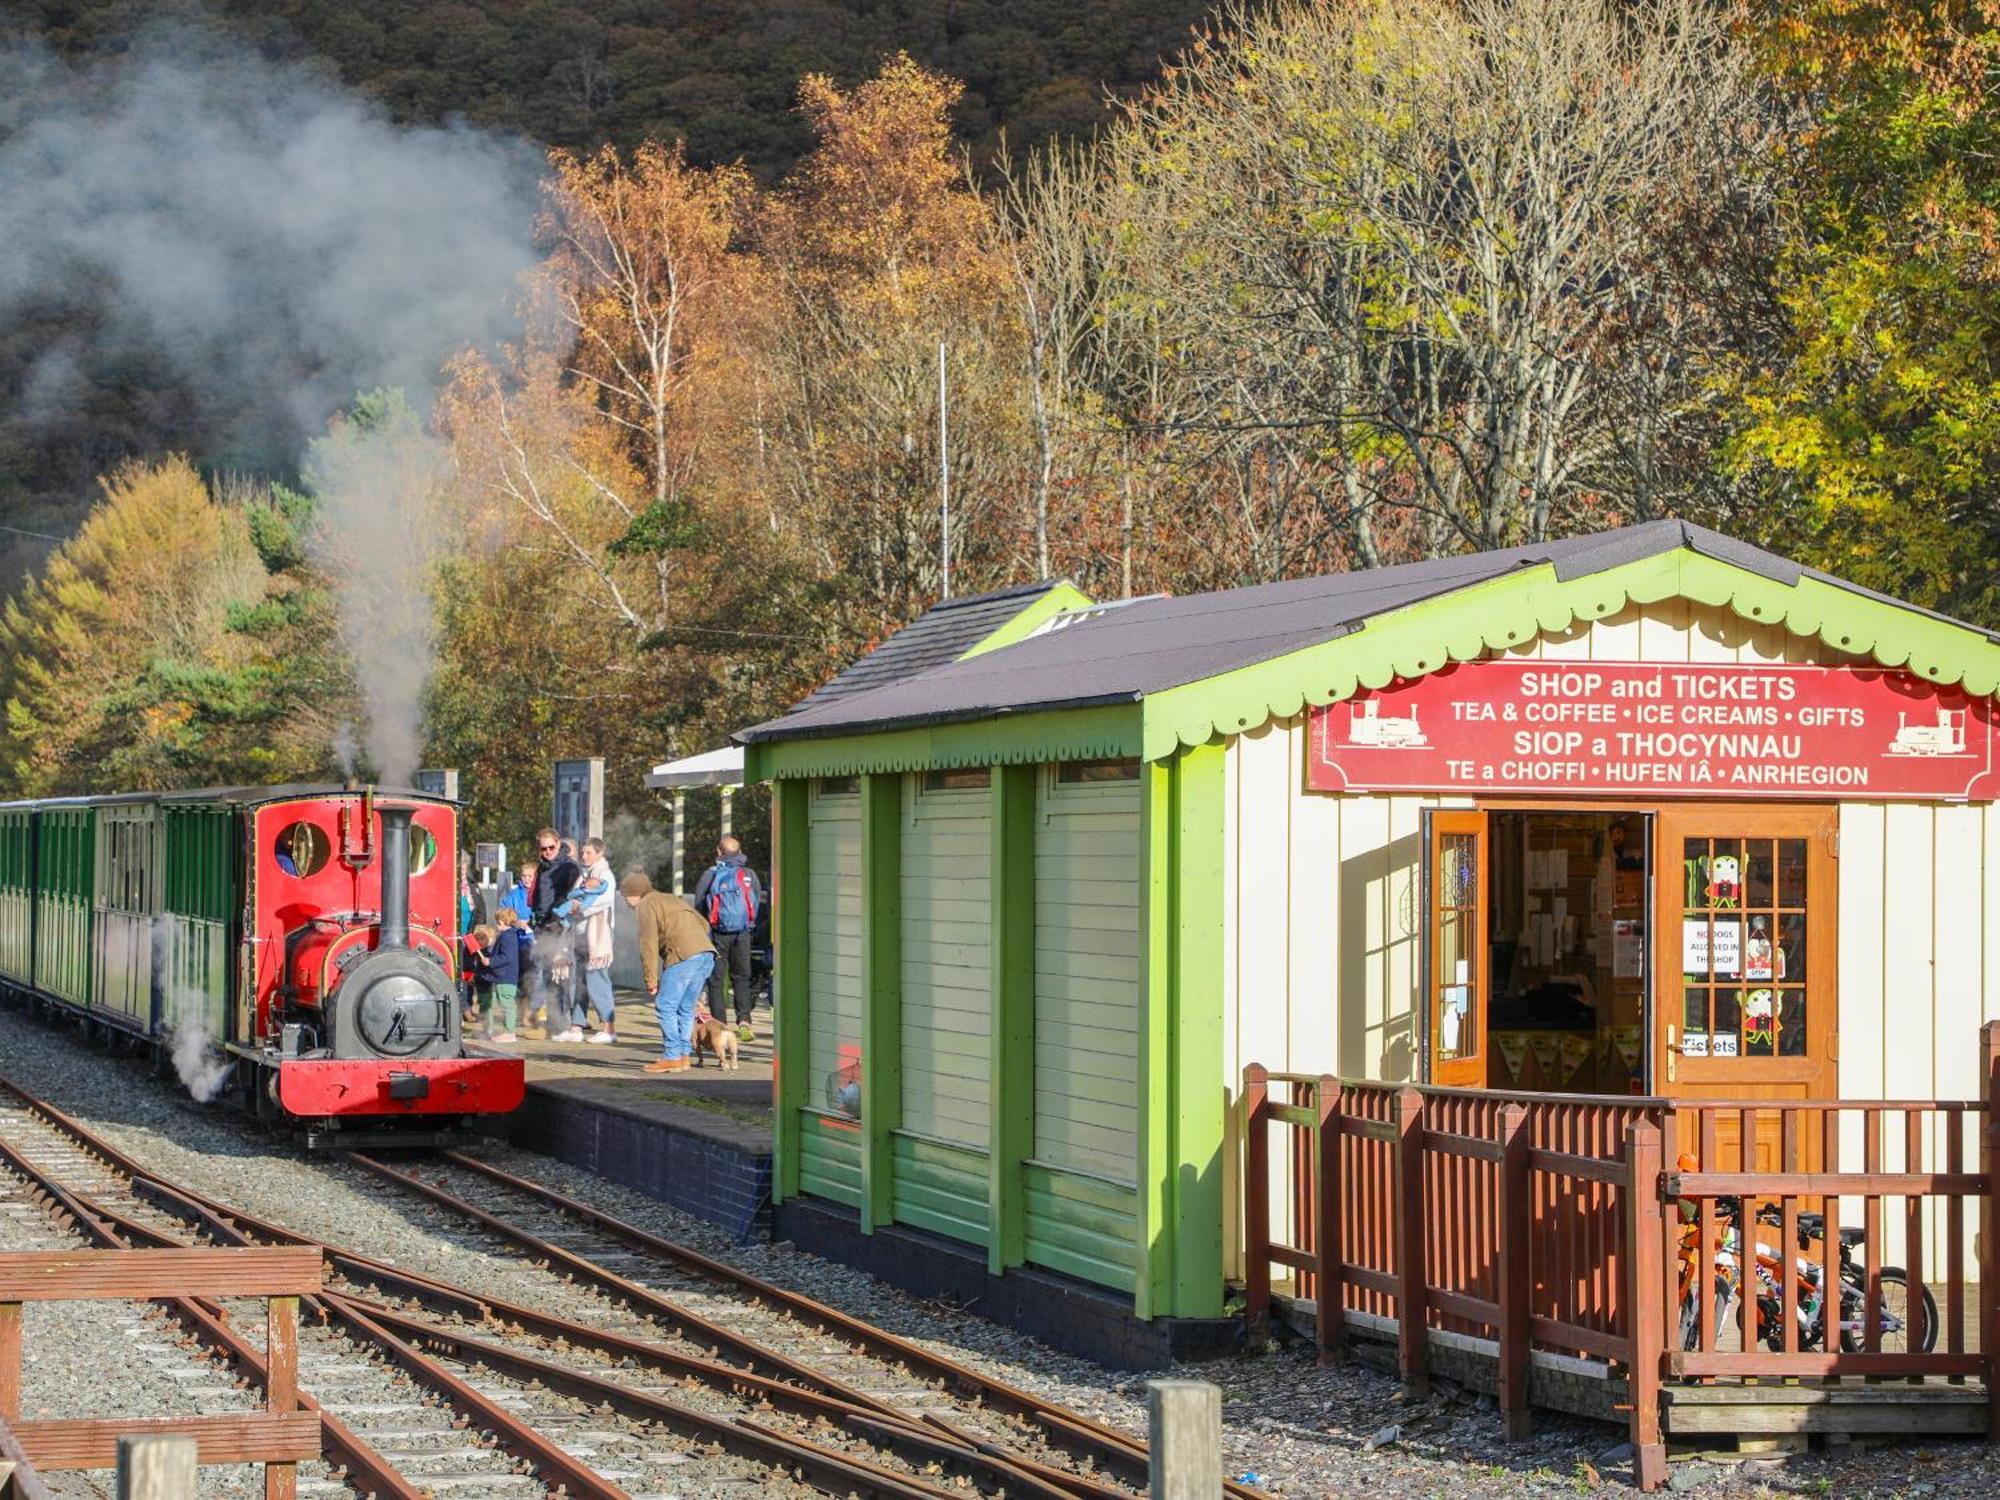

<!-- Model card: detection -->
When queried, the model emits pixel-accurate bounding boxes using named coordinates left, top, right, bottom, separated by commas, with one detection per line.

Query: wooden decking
left=1239, top=1029, right=2000, bottom=1488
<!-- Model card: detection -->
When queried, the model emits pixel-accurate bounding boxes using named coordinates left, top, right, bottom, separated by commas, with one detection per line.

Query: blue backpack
left=708, top=865, right=758, bottom=934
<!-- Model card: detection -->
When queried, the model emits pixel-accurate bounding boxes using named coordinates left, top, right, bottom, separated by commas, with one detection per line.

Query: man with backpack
left=692, top=835, right=763, bottom=1042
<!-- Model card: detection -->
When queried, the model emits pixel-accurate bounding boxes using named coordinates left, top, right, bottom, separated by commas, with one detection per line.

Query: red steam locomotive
left=0, top=784, right=523, bottom=1147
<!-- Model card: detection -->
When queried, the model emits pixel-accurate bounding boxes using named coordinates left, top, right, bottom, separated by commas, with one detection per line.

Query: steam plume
left=0, top=19, right=541, bottom=774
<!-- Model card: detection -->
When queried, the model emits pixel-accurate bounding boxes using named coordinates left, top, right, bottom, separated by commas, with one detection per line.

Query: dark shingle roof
left=739, top=520, right=1998, bottom=745
left=790, top=580, right=1065, bottom=711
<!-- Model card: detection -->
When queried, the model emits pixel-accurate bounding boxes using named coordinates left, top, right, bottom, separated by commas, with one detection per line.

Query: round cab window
left=409, top=825, right=438, bottom=875
left=274, top=822, right=330, bottom=877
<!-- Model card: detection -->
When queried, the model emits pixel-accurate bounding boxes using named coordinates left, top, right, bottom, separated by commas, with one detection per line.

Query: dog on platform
left=691, top=1008, right=740, bottom=1070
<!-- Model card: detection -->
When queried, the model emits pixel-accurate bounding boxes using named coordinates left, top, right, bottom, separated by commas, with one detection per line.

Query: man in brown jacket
left=622, top=871, right=716, bottom=1073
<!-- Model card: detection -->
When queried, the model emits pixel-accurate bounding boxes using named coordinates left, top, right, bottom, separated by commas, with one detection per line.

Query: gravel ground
left=0, top=999, right=1991, bottom=1499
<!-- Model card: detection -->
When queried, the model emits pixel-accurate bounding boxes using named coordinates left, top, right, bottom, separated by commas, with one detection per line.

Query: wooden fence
left=1241, top=1021, right=2000, bottom=1493
left=0, top=1247, right=322, bottom=1499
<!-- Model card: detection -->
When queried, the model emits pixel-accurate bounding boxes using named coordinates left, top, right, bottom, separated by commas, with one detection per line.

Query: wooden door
left=1428, top=811, right=1488, bottom=1088
left=1653, top=806, right=1837, bottom=1168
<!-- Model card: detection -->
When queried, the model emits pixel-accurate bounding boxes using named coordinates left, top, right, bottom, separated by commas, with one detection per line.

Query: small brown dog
left=691, top=1013, right=740, bottom=1070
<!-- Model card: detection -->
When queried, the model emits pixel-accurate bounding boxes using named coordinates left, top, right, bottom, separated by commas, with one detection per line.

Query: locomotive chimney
left=378, top=803, right=414, bottom=952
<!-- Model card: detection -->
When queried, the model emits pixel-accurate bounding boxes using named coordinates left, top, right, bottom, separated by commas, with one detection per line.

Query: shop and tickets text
left=1308, top=661, right=1998, bottom=800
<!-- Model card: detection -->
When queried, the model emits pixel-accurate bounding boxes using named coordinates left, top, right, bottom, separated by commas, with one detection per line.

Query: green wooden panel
left=1033, top=775, right=1141, bottom=1188
left=164, top=805, right=236, bottom=922
left=805, top=792, right=863, bottom=1090
left=160, top=916, right=228, bottom=1044
left=899, top=778, right=991, bottom=1150
left=1137, top=744, right=1226, bottom=1320
left=799, top=1110, right=864, bottom=1207
left=1023, top=1163, right=1138, bottom=1294
left=773, top=779, right=811, bottom=1203
left=988, top=762, right=1035, bottom=1274
left=890, top=1132, right=989, bottom=1246
left=859, top=772, right=903, bottom=1232
left=33, top=809, right=94, bottom=1006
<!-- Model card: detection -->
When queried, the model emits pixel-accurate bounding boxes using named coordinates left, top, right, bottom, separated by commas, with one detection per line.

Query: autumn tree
left=1724, top=2, right=2000, bottom=618
left=1095, top=0, right=1769, bottom=564
left=0, top=457, right=343, bottom=795
left=761, top=55, right=1027, bottom=636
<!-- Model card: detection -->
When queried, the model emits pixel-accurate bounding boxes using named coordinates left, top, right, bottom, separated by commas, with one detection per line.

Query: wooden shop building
left=736, top=520, right=2000, bottom=1364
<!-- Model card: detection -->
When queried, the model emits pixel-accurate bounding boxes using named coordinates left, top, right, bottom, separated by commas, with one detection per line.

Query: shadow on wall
left=1338, top=828, right=1419, bottom=1081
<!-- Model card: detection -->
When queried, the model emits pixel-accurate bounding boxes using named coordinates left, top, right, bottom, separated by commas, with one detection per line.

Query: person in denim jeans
left=622, top=871, right=715, bottom=1073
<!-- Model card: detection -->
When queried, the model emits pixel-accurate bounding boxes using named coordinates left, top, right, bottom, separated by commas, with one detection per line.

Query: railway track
left=0, top=1073, right=1271, bottom=1500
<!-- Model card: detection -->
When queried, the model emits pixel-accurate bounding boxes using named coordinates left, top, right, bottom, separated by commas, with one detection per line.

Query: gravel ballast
left=0, top=999, right=1990, bottom=1499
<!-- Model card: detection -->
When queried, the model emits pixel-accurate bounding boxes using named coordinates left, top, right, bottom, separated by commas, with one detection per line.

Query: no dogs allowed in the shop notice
left=1307, top=661, right=1998, bottom=800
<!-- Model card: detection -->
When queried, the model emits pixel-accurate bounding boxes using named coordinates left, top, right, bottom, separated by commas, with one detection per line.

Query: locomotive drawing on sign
left=0, top=784, right=523, bottom=1148
left=1888, top=707, right=1971, bottom=757
left=1343, top=697, right=1428, bottom=749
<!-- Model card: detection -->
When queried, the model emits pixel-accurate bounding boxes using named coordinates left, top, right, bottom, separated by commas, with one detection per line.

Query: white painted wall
left=1223, top=600, right=1999, bottom=1282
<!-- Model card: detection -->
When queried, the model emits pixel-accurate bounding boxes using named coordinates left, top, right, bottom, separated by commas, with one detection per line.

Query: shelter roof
left=646, top=745, right=746, bottom=791
left=738, top=521, right=2000, bottom=765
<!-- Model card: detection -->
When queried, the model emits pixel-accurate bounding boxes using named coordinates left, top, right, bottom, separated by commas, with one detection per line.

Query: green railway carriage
left=0, top=807, right=32, bottom=981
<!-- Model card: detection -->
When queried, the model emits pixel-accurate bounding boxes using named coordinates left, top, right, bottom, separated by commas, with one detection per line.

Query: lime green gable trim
left=771, top=779, right=810, bottom=1204
left=859, top=773, right=903, bottom=1233
left=959, top=582, right=1095, bottom=659
left=744, top=704, right=1139, bottom=781
left=1140, top=550, right=2000, bottom=758
left=1136, top=744, right=1227, bottom=1320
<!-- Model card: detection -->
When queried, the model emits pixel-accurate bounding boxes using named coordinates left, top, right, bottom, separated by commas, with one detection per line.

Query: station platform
left=467, top=988, right=774, bottom=1238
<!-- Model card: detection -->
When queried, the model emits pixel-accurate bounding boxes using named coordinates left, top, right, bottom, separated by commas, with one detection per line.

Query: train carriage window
left=274, top=821, right=330, bottom=878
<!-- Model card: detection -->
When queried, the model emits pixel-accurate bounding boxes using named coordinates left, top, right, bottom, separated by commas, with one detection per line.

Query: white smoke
left=304, top=396, right=447, bottom=787
left=153, top=919, right=233, bottom=1102
left=0, top=19, right=542, bottom=777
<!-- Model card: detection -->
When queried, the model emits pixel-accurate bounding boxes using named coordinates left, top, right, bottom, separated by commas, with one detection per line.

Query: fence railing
left=1241, top=1021, right=2000, bottom=1494
left=0, top=1247, right=322, bottom=1498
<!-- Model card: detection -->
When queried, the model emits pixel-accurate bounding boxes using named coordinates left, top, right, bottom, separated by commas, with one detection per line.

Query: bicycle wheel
left=1840, top=1267, right=1940, bottom=1354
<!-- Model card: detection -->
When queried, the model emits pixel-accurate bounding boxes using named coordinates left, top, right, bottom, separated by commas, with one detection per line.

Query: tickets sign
left=1307, top=661, right=1999, bottom=800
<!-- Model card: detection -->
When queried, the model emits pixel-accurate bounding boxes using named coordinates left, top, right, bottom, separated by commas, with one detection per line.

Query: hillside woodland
left=4, top=0, right=1999, bottom=865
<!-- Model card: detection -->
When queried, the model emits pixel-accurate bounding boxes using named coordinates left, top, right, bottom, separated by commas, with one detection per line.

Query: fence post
left=1146, top=1379, right=1222, bottom=1500
left=0, top=1301, right=17, bottom=1424
left=1242, top=1066, right=1271, bottom=1350
left=1983, top=1021, right=2000, bottom=1442
left=1496, top=1102, right=1531, bottom=1440
left=117, top=1435, right=196, bottom=1500
left=1393, top=1086, right=1429, bottom=1397
left=1315, top=1075, right=1345, bottom=1363
left=1624, top=1121, right=1668, bottom=1493
left=265, top=1293, right=298, bottom=1500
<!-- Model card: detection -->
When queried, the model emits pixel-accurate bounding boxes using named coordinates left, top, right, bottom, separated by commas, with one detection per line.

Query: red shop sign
left=1307, top=661, right=1999, bottom=800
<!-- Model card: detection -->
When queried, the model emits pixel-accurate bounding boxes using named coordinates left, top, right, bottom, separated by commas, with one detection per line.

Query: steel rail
left=339, top=1296, right=1005, bottom=1500
left=0, top=1118, right=424, bottom=1500
left=351, top=1155, right=926, bottom=1417
left=0, top=1073, right=1142, bottom=1500
left=343, top=1159, right=1141, bottom=1500
left=431, top=1150, right=1236, bottom=1495
left=133, top=1177, right=1106, bottom=1500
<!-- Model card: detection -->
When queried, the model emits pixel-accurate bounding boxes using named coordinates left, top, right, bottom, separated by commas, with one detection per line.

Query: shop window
left=922, top=767, right=990, bottom=791
left=1678, top=836, right=1808, bottom=1059
left=1057, top=758, right=1141, bottom=784
left=273, top=821, right=331, bottom=878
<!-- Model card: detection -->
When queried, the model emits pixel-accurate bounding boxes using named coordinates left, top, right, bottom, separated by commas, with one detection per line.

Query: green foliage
left=1725, top=3, right=2000, bottom=622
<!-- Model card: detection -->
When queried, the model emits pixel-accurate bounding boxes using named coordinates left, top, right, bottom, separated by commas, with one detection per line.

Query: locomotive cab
left=250, top=790, right=522, bottom=1147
